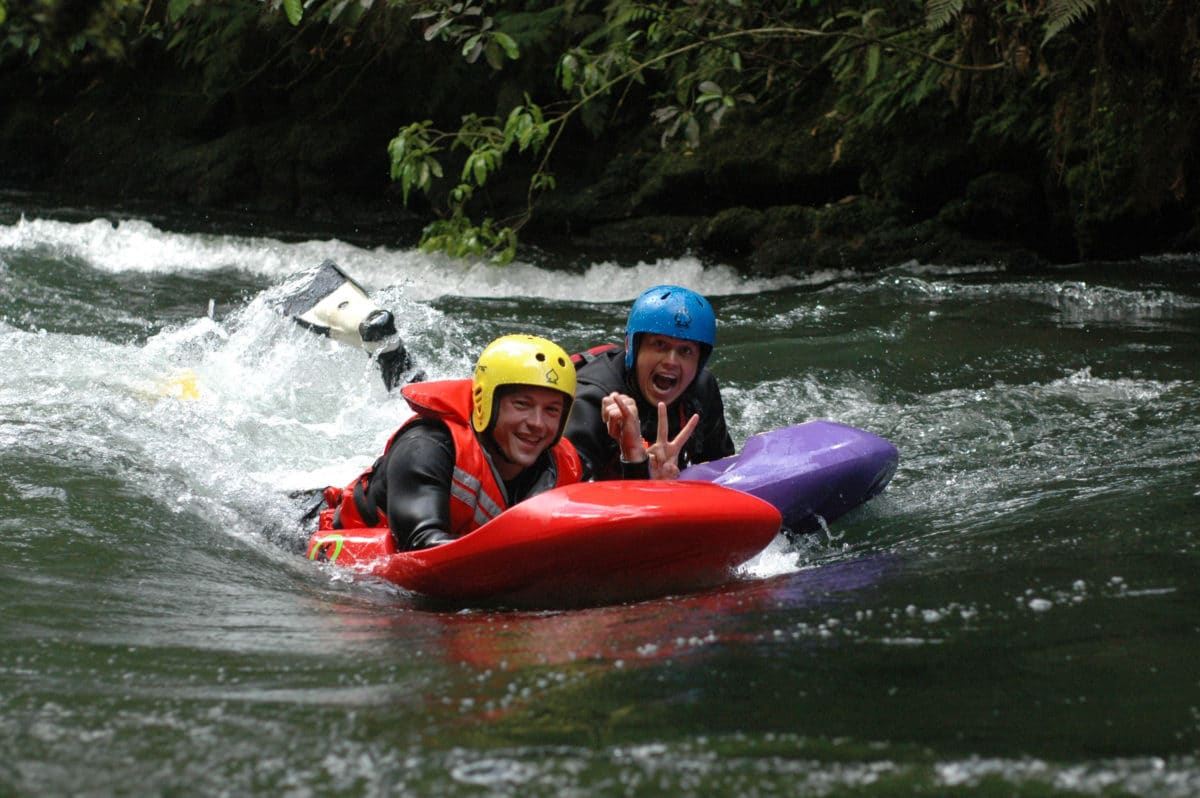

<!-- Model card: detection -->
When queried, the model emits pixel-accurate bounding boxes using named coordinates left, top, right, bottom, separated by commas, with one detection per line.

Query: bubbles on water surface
left=6, top=211, right=1200, bottom=798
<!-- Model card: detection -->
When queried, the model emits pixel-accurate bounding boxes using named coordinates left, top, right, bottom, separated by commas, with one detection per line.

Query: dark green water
left=2, top=206, right=1199, bottom=796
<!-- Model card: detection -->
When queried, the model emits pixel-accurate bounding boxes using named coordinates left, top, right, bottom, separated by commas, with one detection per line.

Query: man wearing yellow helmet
left=321, top=335, right=583, bottom=550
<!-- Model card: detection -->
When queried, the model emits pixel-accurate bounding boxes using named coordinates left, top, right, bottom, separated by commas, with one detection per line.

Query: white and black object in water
left=272, top=259, right=422, bottom=390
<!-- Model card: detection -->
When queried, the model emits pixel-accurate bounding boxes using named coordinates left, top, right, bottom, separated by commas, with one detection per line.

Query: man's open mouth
left=652, top=373, right=679, bottom=392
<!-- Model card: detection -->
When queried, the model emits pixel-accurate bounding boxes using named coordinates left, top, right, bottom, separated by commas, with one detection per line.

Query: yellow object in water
left=161, top=368, right=201, bottom=400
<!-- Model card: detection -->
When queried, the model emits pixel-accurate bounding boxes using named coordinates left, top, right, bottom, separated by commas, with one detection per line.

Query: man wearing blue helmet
left=566, top=285, right=735, bottom=480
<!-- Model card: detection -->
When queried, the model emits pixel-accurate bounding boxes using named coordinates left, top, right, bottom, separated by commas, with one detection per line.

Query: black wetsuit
left=361, top=419, right=563, bottom=550
left=565, top=347, right=735, bottom=480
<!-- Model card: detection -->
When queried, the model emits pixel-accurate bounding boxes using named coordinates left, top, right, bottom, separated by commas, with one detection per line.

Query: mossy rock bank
left=3, top=40, right=1198, bottom=275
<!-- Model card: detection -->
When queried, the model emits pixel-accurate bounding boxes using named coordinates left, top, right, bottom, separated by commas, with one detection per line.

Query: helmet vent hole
left=535, top=353, right=546, bottom=362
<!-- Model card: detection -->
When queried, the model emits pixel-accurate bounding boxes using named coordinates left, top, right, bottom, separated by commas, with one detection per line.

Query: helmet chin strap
left=481, top=428, right=519, bottom=466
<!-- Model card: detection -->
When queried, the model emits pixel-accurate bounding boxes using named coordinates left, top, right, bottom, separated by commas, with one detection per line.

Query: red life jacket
left=318, top=379, right=582, bottom=538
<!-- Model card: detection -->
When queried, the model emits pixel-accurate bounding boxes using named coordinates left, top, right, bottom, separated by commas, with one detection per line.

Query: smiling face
left=487, top=386, right=567, bottom=480
left=633, top=333, right=701, bottom=407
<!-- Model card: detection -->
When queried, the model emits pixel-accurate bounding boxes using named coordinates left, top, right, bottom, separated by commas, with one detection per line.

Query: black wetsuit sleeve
left=564, top=380, right=620, bottom=480
left=695, top=373, right=736, bottom=463
left=371, top=419, right=458, bottom=551
left=619, top=457, right=651, bottom=479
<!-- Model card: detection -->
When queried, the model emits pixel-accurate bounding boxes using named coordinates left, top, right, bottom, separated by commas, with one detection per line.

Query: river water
left=2, top=198, right=1198, bottom=796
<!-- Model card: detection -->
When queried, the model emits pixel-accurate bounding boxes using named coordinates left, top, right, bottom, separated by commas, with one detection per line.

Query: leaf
left=424, top=18, right=452, bottom=41
left=865, top=43, right=880, bottom=84
left=484, top=41, right=504, bottom=70
left=494, top=32, right=519, bottom=60
left=462, top=34, right=482, bottom=63
left=862, top=8, right=884, bottom=26
left=167, top=0, right=192, bottom=23
left=924, top=0, right=962, bottom=30
left=503, top=105, right=525, bottom=135
left=282, top=0, right=302, bottom=26
left=558, top=53, right=577, bottom=91
left=400, top=164, right=415, bottom=204
left=652, top=106, right=679, bottom=124
left=1043, top=0, right=1100, bottom=43
left=586, top=62, right=608, bottom=93
left=493, top=228, right=518, bottom=266
left=463, top=149, right=494, bottom=186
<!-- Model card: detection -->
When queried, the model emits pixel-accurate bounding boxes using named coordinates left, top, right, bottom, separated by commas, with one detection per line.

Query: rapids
left=2, top=205, right=1198, bottom=797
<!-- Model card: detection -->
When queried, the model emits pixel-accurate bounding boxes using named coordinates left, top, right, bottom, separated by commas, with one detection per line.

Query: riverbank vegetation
left=2, top=1, right=1197, bottom=273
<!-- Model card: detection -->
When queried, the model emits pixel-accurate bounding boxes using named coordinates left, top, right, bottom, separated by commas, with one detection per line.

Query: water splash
left=0, top=214, right=801, bottom=302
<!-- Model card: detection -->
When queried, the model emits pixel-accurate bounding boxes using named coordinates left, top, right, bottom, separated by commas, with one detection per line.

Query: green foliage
left=0, top=0, right=146, bottom=72
left=283, top=0, right=303, bottom=27
left=923, top=0, right=1104, bottom=45
left=384, top=0, right=1143, bottom=263
left=421, top=214, right=518, bottom=265
left=1043, top=0, right=1101, bottom=44
left=388, top=121, right=444, bottom=204
left=144, top=1, right=424, bottom=97
left=166, top=0, right=191, bottom=23
left=387, top=92, right=554, bottom=264
left=412, top=0, right=521, bottom=69
left=395, top=1, right=1001, bottom=260
left=6, top=0, right=1191, bottom=265
left=925, top=0, right=963, bottom=30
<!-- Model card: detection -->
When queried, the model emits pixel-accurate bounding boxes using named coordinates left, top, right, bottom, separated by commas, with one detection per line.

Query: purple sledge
left=680, top=421, right=899, bottom=534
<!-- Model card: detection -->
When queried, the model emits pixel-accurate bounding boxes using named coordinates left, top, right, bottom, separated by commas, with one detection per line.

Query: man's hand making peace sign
left=600, top=391, right=699, bottom=480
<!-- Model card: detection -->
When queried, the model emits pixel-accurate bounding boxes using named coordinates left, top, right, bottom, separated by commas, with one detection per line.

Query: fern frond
left=924, top=0, right=964, bottom=31
left=1043, top=0, right=1102, bottom=43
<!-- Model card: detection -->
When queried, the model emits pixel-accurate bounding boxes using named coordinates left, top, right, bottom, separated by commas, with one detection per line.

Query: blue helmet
left=624, top=285, right=717, bottom=371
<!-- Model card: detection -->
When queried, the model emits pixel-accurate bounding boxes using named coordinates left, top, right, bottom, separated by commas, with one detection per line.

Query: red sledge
left=307, top=480, right=782, bottom=608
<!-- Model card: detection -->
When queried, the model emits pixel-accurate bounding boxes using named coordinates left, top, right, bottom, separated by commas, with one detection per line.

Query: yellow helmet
left=472, top=334, right=577, bottom=443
